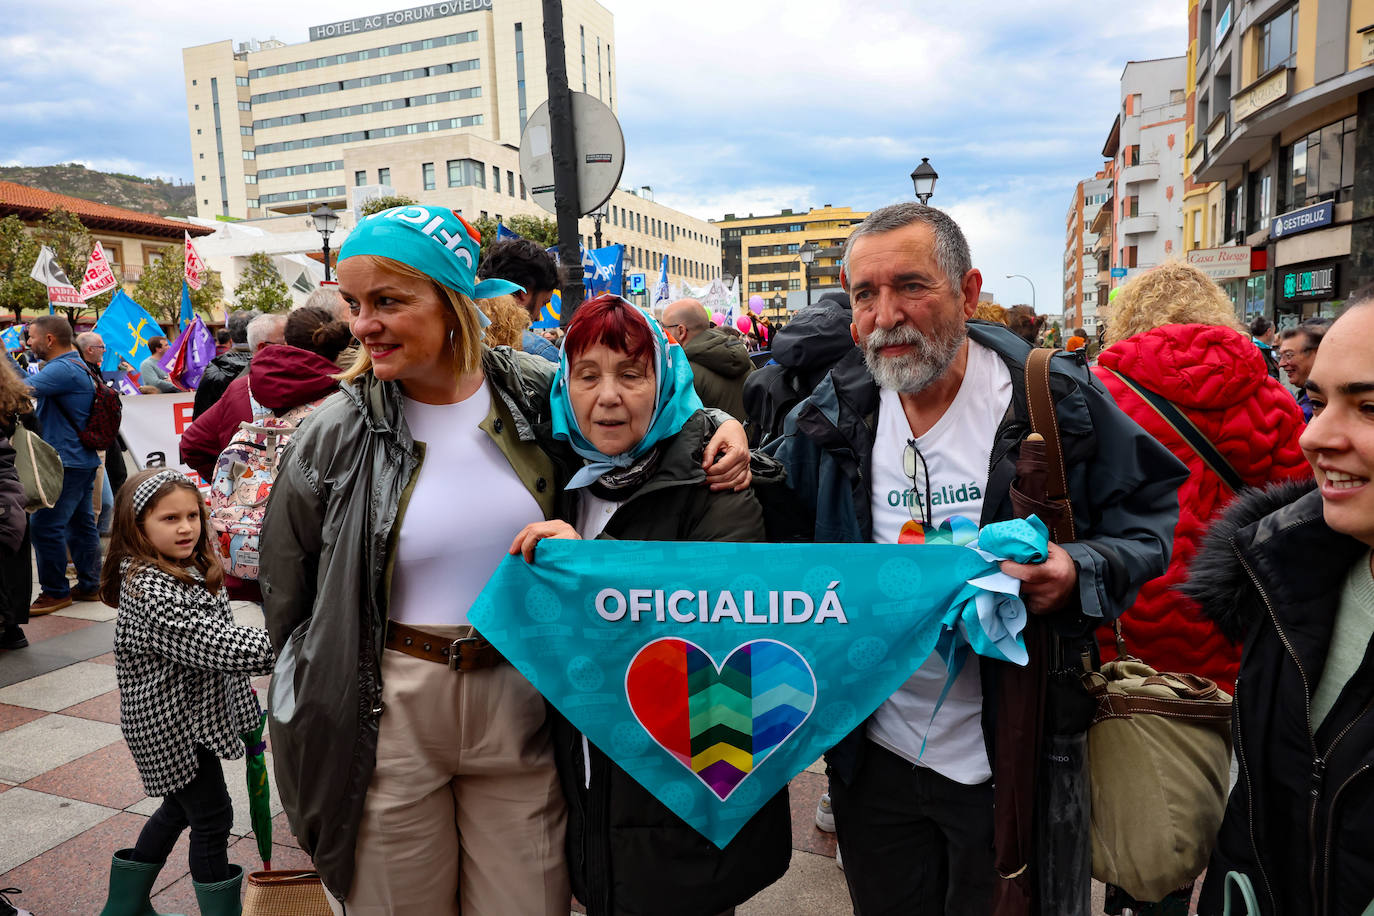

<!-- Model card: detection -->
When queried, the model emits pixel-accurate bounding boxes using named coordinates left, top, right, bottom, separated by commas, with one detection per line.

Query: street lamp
left=911, top=157, right=938, bottom=205
left=1005, top=273, right=1037, bottom=312
left=590, top=202, right=609, bottom=249
left=799, top=242, right=819, bottom=308
left=311, top=205, right=341, bottom=282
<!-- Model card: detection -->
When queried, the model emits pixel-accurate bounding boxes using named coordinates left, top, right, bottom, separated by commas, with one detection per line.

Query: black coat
left=1184, top=481, right=1374, bottom=916
left=191, top=348, right=251, bottom=418
left=554, top=411, right=792, bottom=916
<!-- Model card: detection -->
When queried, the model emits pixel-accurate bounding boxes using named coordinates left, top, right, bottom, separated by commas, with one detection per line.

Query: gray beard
left=862, top=322, right=966, bottom=393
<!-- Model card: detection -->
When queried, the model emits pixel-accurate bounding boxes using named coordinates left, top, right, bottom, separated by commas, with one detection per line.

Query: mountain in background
left=0, top=163, right=196, bottom=219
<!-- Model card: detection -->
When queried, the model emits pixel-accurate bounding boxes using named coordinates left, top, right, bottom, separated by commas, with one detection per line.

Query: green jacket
left=682, top=327, right=753, bottom=423
left=259, top=346, right=571, bottom=900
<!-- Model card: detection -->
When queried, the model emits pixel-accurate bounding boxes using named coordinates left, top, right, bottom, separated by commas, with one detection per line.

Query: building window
left=580, top=25, right=587, bottom=92
left=244, top=175, right=257, bottom=184
left=515, top=23, right=528, bottom=132
left=355, top=170, right=367, bottom=187
left=520, top=176, right=526, bottom=199
left=492, top=166, right=501, bottom=193
left=1280, top=116, right=1358, bottom=208
left=378, top=167, right=391, bottom=186
left=506, top=170, right=515, bottom=198
left=1258, top=6, right=1298, bottom=74
left=238, top=101, right=251, bottom=111
left=1125, top=145, right=1140, bottom=167
left=607, top=43, right=613, bottom=109
left=423, top=162, right=435, bottom=190
left=1246, top=168, right=1272, bottom=234
left=447, top=158, right=485, bottom=188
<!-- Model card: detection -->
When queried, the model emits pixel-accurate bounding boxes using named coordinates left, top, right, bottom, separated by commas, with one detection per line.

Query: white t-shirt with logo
left=865, top=340, right=1014, bottom=785
left=389, top=385, right=544, bottom=626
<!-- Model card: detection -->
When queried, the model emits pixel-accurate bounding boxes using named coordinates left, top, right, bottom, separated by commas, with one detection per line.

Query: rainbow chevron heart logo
left=626, top=638, right=817, bottom=801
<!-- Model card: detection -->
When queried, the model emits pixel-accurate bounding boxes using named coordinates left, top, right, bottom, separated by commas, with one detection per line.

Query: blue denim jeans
left=99, top=469, right=114, bottom=536
left=30, top=464, right=101, bottom=597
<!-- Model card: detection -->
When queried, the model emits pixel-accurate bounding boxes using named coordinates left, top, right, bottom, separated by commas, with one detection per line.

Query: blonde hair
left=1104, top=260, right=1244, bottom=346
left=338, top=255, right=483, bottom=384
left=972, top=303, right=1009, bottom=325
left=477, top=294, right=531, bottom=349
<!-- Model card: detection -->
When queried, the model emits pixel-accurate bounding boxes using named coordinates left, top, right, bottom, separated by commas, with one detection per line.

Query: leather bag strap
left=1024, top=348, right=1076, bottom=543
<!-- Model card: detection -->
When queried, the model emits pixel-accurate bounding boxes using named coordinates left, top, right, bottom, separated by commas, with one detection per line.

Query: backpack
left=208, top=386, right=322, bottom=580
left=54, top=359, right=123, bottom=451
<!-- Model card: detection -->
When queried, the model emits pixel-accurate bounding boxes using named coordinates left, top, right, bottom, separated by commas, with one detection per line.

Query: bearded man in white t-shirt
left=769, top=202, right=1187, bottom=914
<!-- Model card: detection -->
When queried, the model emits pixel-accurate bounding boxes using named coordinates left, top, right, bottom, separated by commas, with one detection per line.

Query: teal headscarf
left=338, top=205, right=525, bottom=320
left=552, top=299, right=704, bottom=489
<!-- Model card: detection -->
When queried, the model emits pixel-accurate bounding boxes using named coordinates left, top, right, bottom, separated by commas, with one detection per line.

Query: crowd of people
left=0, top=199, right=1369, bottom=916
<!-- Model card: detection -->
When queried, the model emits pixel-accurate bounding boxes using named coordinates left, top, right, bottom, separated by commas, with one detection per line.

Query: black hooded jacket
left=1184, top=480, right=1374, bottom=916
left=742, top=291, right=855, bottom=445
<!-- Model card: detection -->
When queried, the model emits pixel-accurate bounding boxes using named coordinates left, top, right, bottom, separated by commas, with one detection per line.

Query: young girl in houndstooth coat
left=95, top=468, right=274, bottom=916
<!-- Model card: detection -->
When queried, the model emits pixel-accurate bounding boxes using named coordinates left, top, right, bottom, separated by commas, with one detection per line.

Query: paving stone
left=23, top=740, right=148, bottom=810
left=127, top=750, right=283, bottom=837
left=0, top=661, right=118, bottom=712
left=0, top=810, right=161, bottom=914
left=60, top=687, right=123, bottom=725
left=0, top=703, right=46, bottom=733
left=230, top=602, right=265, bottom=629
left=88, top=651, right=117, bottom=666
left=0, top=622, right=115, bottom=688
left=17, top=613, right=96, bottom=644
left=0, top=714, right=123, bottom=783
left=788, top=770, right=838, bottom=857
left=738, top=849, right=849, bottom=915
left=55, top=600, right=118, bottom=622
left=0, top=786, right=117, bottom=874
left=149, top=836, right=312, bottom=914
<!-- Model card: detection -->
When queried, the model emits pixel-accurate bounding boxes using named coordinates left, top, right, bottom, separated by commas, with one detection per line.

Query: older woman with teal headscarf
left=261, top=209, right=752, bottom=915
left=509, top=295, right=791, bottom=916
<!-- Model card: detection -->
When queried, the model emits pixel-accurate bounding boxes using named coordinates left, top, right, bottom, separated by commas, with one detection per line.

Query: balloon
left=748, top=294, right=764, bottom=313
left=711, top=312, right=725, bottom=326
left=736, top=315, right=752, bottom=333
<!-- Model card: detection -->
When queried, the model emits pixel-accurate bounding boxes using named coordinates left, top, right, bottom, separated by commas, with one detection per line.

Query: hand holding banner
left=467, top=516, right=1047, bottom=848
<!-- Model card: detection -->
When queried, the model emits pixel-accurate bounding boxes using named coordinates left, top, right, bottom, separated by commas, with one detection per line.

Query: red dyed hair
left=563, top=294, right=656, bottom=368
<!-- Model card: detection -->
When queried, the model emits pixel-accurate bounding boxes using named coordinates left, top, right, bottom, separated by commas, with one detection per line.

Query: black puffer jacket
left=555, top=410, right=792, bottom=916
left=1184, top=480, right=1374, bottom=916
left=192, top=347, right=252, bottom=418
left=742, top=291, right=854, bottom=446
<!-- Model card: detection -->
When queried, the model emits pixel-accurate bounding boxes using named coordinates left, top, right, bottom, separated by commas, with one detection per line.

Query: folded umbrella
left=242, top=690, right=273, bottom=870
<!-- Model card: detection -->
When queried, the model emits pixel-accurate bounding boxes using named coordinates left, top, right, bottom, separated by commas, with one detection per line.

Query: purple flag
left=159, top=315, right=217, bottom=389
left=115, top=373, right=142, bottom=396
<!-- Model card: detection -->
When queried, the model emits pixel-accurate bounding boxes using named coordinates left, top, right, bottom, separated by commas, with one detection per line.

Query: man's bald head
left=663, top=299, right=709, bottom=344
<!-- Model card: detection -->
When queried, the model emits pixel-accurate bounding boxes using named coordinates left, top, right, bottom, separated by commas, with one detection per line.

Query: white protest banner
left=79, top=241, right=118, bottom=301
left=30, top=245, right=82, bottom=305
left=118, top=392, right=209, bottom=492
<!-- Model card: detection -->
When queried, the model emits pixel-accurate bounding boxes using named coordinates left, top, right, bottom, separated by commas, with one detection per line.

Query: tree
left=33, top=207, right=115, bottom=317
left=469, top=213, right=559, bottom=264
left=134, top=246, right=225, bottom=323
left=359, top=194, right=418, bottom=217
left=0, top=215, right=46, bottom=322
left=233, top=252, right=291, bottom=312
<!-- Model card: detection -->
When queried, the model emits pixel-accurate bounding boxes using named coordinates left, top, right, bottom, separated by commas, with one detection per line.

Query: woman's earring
left=448, top=328, right=456, bottom=350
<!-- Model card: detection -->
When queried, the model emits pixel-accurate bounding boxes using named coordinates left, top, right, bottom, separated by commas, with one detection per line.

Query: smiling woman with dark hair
left=1185, top=300, right=1374, bottom=916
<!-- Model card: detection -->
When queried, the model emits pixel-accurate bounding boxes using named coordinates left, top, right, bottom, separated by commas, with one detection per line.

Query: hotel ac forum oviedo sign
left=309, top=0, right=492, bottom=41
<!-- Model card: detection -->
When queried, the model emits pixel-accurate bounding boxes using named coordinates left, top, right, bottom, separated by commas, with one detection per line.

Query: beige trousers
left=327, top=627, right=569, bottom=916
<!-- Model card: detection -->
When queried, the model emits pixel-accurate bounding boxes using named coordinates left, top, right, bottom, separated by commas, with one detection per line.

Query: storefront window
left=1280, top=116, right=1357, bottom=209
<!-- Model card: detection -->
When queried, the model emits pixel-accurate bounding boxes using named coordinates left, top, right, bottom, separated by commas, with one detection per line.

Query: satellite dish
left=519, top=92, right=626, bottom=217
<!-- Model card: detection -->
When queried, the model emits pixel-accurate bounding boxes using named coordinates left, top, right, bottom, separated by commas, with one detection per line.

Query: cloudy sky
left=0, top=0, right=1186, bottom=313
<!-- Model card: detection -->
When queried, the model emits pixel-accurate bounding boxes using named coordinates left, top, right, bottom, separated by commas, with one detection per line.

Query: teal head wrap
left=551, top=298, right=704, bottom=489
left=338, top=205, right=526, bottom=312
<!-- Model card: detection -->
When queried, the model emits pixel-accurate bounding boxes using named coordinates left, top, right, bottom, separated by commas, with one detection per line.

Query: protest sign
left=118, top=392, right=207, bottom=491
left=468, top=517, right=1045, bottom=848
left=79, top=242, right=118, bottom=301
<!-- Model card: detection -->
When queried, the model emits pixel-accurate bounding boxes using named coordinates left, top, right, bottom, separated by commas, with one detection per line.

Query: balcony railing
left=1120, top=212, right=1160, bottom=235
left=1122, top=161, right=1160, bottom=185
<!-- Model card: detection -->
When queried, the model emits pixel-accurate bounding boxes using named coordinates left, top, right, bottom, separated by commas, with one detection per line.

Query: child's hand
left=508, top=521, right=581, bottom=562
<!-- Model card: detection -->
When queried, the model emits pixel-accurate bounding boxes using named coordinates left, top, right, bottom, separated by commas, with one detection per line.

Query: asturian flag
left=92, top=290, right=161, bottom=373
left=652, top=256, right=670, bottom=307
left=184, top=232, right=206, bottom=291
left=79, top=241, right=118, bottom=301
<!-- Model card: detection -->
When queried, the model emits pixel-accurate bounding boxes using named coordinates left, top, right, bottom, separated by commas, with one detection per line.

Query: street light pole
left=1005, top=273, right=1036, bottom=312
left=311, top=205, right=340, bottom=282
left=799, top=242, right=818, bottom=308
left=911, top=157, right=939, bottom=205
left=592, top=203, right=608, bottom=249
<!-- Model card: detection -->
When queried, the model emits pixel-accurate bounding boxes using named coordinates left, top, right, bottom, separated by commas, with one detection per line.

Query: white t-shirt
left=388, top=385, right=544, bottom=626
left=865, top=340, right=1014, bottom=785
left=576, top=491, right=623, bottom=541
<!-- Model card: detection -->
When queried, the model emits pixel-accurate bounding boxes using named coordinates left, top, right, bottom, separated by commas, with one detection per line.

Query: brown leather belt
left=384, top=620, right=506, bottom=672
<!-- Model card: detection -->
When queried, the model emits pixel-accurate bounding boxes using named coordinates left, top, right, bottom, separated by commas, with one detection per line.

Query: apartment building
left=1190, top=0, right=1374, bottom=323
left=1100, top=58, right=1189, bottom=301
left=1064, top=174, right=1111, bottom=331
left=714, top=206, right=869, bottom=321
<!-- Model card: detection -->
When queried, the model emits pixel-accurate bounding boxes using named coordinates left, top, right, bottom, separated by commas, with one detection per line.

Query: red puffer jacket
left=1093, top=324, right=1311, bottom=691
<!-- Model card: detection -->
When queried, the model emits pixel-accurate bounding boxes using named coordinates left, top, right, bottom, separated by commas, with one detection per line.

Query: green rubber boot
left=192, top=864, right=244, bottom=916
left=97, top=849, right=185, bottom=916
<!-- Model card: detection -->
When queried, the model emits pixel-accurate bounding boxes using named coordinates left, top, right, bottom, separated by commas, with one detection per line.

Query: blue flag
left=93, top=290, right=161, bottom=373
left=496, top=222, right=521, bottom=241
left=1, top=324, right=23, bottom=351
left=653, top=256, right=670, bottom=306
left=585, top=245, right=625, bottom=297
left=468, top=517, right=1046, bottom=848
left=179, top=281, right=193, bottom=331
left=532, top=289, right=562, bottom=330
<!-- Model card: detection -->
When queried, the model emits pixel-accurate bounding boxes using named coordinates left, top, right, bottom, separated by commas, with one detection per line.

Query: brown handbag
left=241, top=869, right=332, bottom=916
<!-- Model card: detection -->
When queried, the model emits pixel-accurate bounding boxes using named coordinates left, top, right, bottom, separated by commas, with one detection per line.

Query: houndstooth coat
left=114, top=559, right=275, bottom=796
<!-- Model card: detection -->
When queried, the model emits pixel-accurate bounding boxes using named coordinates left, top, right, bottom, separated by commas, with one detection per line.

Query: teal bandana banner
left=467, top=517, right=1048, bottom=848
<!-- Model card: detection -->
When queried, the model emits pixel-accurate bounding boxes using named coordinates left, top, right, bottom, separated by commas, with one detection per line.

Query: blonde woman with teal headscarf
left=508, top=294, right=792, bottom=916
left=260, top=209, right=752, bottom=915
